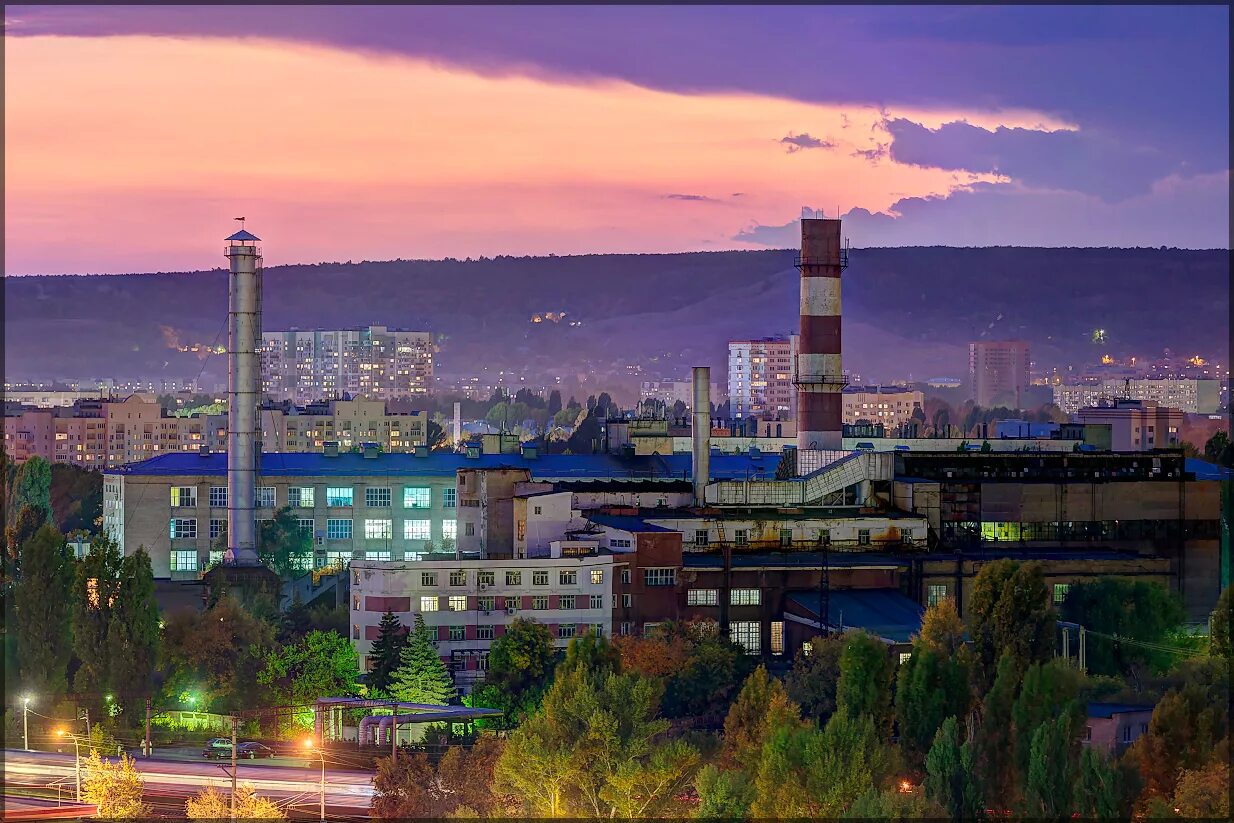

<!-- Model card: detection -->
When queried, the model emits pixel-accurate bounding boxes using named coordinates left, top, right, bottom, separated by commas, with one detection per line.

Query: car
left=203, top=741, right=276, bottom=760
left=237, top=742, right=276, bottom=759
left=202, top=738, right=233, bottom=758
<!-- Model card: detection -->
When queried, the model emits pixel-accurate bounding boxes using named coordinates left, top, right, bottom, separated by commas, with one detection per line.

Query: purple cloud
left=664, top=193, right=719, bottom=203
left=780, top=133, right=834, bottom=154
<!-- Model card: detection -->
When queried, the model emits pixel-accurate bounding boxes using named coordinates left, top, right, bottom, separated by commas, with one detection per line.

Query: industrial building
left=1073, top=399, right=1183, bottom=451
left=261, top=325, right=434, bottom=404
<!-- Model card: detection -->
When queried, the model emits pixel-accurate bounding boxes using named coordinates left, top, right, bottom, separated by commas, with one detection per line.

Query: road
left=2, top=749, right=374, bottom=818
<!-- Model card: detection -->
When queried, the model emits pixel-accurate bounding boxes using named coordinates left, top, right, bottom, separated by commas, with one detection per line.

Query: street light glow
left=303, top=738, right=315, bottom=749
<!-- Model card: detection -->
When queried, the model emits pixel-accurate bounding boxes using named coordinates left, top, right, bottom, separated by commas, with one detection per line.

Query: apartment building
left=842, top=386, right=925, bottom=427
left=728, top=336, right=798, bottom=419
left=261, top=325, right=434, bottom=404
left=1073, top=399, right=1183, bottom=451
left=969, top=340, right=1030, bottom=408
left=1053, top=378, right=1224, bottom=414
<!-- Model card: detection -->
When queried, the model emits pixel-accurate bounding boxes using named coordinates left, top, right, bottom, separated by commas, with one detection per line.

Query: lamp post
left=22, top=696, right=30, bottom=751
left=303, top=739, right=326, bottom=822
left=56, top=729, right=85, bottom=801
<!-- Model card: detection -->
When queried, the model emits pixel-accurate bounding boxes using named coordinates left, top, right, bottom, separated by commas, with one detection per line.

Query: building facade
left=1053, top=378, right=1224, bottom=414
left=842, top=386, right=925, bottom=427
left=261, top=326, right=434, bottom=404
left=1073, top=399, right=1183, bottom=451
left=728, top=337, right=798, bottom=419
left=969, top=340, right=1030, bottom=408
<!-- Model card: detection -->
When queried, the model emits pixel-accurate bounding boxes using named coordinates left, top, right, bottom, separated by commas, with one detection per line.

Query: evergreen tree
left=14, top=523, right=74, bottom=695
left=1072, top=746, right=1131, bottom=820
left=71, top=534, right=124, bottom=695
left=896, top=641, right=971, bottom=770
left=367, top=611, right=408, bottom=693
left=547, top=390, right=563, bottom=418
left=1022, top=712, right=1082, bottom=820
left=924, top=716, right=982, bottom=821
left=973, top=651, right=1018, bottom=803
left=1010, top=660, right=1084, bottom=780
left=389, top=614, right=455, bottom=705
left=967, top=559, right=1055, bottom=691
left=107, top=548, right=161, bottom=719
left=835, top=630, right=893, bottom=731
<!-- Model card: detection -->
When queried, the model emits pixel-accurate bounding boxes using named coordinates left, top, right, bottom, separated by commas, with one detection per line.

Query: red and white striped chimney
left=795, top=216, right=847, bottom=451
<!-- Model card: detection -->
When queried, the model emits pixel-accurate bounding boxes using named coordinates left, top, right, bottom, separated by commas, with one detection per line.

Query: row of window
left=171, top=517, right=457, bottom=541
left=411, top=568, right=606, bottom=588
left=172, top=485, right=457, bottom=510
left=940, top=519, right=1217, bottom=544
left=399, top=594, right=607, bottom=613
left=924, top=582, right=1071, bottom=607
left=686, top=528, right=903, bottom=546
left=685, top=588, right=762, bottom=606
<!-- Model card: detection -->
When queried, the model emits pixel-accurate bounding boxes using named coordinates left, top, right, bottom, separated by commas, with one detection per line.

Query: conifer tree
left=14, top=522, right=74, bottom=694
left=368, top=611, right=408, bottom=693
left=389, top=614, right=454, bottom=705
left=107, top=548, right=161, bottom=718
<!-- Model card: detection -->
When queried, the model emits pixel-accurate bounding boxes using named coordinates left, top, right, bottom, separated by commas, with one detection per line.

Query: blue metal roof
left=225, top=229, right=261, bottom=241
left=1185, top=458, right=1232, bottom=481
left=585, top=514, right=676, bottom=533
left=105, top=450, right=769, bottom=481
left=1087, top=702, right=1155, bottom=719
left=786, top=588, right=924, bottom=644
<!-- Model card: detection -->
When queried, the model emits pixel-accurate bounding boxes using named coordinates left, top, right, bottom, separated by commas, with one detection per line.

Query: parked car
left=202, top=738, right=233, bottom=758
left=203, top=741, right=276, bottom=759
left=237, top=742, right=276, bottom=759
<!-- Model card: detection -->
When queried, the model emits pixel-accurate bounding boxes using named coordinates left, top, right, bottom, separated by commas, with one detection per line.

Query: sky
left=4, top=5, right=1229, bottom=274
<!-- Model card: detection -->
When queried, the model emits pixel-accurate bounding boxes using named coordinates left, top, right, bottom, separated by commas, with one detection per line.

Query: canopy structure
left=312, top=697, right=502, bottom=745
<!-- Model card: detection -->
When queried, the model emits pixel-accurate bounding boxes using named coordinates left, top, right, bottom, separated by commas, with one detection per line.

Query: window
left=899, top=652, right=912, bottom=665
left=365, top=487, right=392, bottom=508
left=478, top=596, right=495, bottom=612
left=1083, top=726, right=1093, bottom=742
left=478, top=570, right=495, bottom=586
left=560, top=595, right=576, bottom=610
left=327, top=487, right=353, bottom=507
left=558, top=624, right=576, bottom=639
left=170, top=550, right=198, bottom=571
left=730, top=588, right=761, bottom=606
left=1122, top=726, right=1132, bottom=743
left=687, top=589, right=719, bottom=606
left=353, top=625, right=360, bottom=640
left=367, top=550, right=391, bottom=562
left=257, top=487, right=276, bottom=508
left=590, top=594, right=604, bottom=609
left=620, top=622, right=632, bottom=636
left=534, top=506, right=542, bottom=515
left=857, top=529, right=871, bottom=545
left=694, top=529, right=709, bottom=546
left=533, top=571, right=549, bottom=586
left=288, top=486, right=314, bottom=508
left=403, top=519, right=430, bottom=540
left=621, top=569, right=631, bottom=585
left=533, top=596, right=549, bottom=610
left=420, top=596, right=439, bottom=612
left=441, top=488, right=456, bottom=508
left=442, top=520, right=457, bottom=540
left=927, top=584, right=949, bottom=607
left=209, top=550, right=224, bottom=567
left=170, top=518, right=197, bottom=539
left=297, top=518, right=315, bottom=538
left=464, top=523, right=475, bottom=537
left=449, top=626, right=465, bottom=641
left=610, top=538, right=633, bottom=549
left=421, top=572, right=438, bottom=587
left=209, top=519, right=226, bottom=540
left=505, top=598, right=520, bottom=614
left=505, top=571, right=522, bottom=586
left=448, top=595, right=467, bottom=611
left=771, top=621, right=784, bottom=655
left=450, top=570, right=467, bottom=586
left=779, top=529, right=793, bottom=547
left=1053, top=583, right=1071, bottom=604
left=477, top=625, right=494, bottom=640
left=731, top=621, right=760, bottom=655
left=623, top=593, right=632, bottom=608
left=644, top=568, right=676, bottom=587
left=590, top=569, right=604, bottom=585
left=209, top=486, right=227, bottom=508
left=560, top=570, right=578, bottom=585
left=734, top=529, right=748, bottom=546
left=171, top=486, right=197, bottom=507
left=365, top=519, right=392, bottom=539
left=326, top=519, right=352, bottom=540
left=403, top=487, right=431, bottom=508
left=591, top=624, right=604, bottom=637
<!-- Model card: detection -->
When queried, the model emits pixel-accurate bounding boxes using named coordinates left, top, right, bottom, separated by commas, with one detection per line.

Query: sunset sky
left=4, top=5, right=1228, bottom=274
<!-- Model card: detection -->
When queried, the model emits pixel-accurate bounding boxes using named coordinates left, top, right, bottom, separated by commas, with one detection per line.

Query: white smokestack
left=692, top=367, right=711, bottom=506
left=453, top=401, right=462, bottom=450
left=224, top=227, right=262, bottom=566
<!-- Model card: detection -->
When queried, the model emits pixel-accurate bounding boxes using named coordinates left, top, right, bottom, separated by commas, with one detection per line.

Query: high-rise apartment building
left=261, top=325, right=434, bottom=404
left=1053, top=378, right=1223, bottom=415
left=728, top=336, right=798, bottom=419
left=969, top=340, right=1030, bottom=409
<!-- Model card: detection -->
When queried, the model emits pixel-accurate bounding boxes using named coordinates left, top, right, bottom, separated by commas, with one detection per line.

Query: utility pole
left=230, top=715, right=238, bottom=821
left=391, top=704, right=399, bottom=759
left=22, top=697, right=30, bottom=751
left=82, top=707, right=91, bottom=740
left=144, top=697, right=152, bottom=757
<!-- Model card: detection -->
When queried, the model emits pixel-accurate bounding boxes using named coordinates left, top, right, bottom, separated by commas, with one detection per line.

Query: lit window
left=771, top=621, right=784, bottom=655
left=643, top=568, right=676, bottom=587
left=288, top=487, right=315, bottom=508
left=505, top=571, right=522, bottom=586
left=438, top=519, right=457, bottom=541
left=450, top=570, right=467, bottom=587
left=477, top=625, right=494, bottom=640
left=326, top=519, right=352, bottom=540
left=479, top=596, right=495, bottom=611
left=365, top=487, right=391, bottom=508
left=1053, top=583, right=1071, bottom=604
left=687, top=589, right=719, bottom=606
left=170, top=550, right=198, bottom=571
left=448, top=595, right=467, bottom=611
left=533, top=571, right=549, bottom=586
left=170, top=518, right=197, bottom=539
left=421, top=572, right=437, bottom=587
left=257, top=487, right=276, bottom=508
left=404, top=520, right=431, bottom=540
left=420, top=596, right=439, bottom=612
left=927, top=584, right=949, bottom=607
left=730, top=588, right=761, bottom=606
left=560, top=570, right=578, bottom=585
left=209, top=487, right=227, bottom=508
left=441, top=488, right=457, bottom=508
left=403, top=487, right=431, bottom=508
left=171, top=487, right=197, bottom=507
left=209, top=519, right=226, bottom=540
left=533, top=596, right=549, bottom=610
left=730, top=621, right=760, bottom=655
left=365, top=519, right=392, bottom=539
left=327, top=487, right=353, bottom=507
left=590, top=594, right=604, bottom=610
left=367, top=550, right=391, bottom=562
left=590, top=569, right=604, bottom=585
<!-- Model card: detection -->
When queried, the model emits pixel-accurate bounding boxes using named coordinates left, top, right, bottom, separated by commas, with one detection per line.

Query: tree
left=967, top=559, right=1055, bottom=691
left=972, top=651, right=1018, bottom=804
left=1132, top=680, right=1228, bottom=798
left=565, top=414, right=603, bottom=454
left=426, top=419, right=447, bottom=450
left=923, top=716, right=982, bottom=821
left=547, top=390, right=562, bottom=418
left=918, top=597, right=965, bottom=654
left=613, top=632, right=689, bottom=679
left=257, top=630, right=360, bottom=724
left=695, top=765, right=755, bottom=819
left=659, top=622, right=752, bottom=723
left=14, top=522, right=74, bottom=695
left=12, top=456, right=51, bottom=523
left=1060, top=578, right=1186, bottom=676
left=1011, top=660, right=1084, bottom=780
left=107, top=548, right=161, bottom=720
left=1022, top=712, right=1082, bottom=820
left=843, top=787, right=945, bottom=819
left=477, top=617, right=554, bottom=720
left=186, top=783, right=285, bottom=819
left=721, top=666, right=802, bottom=765
left=896, top=639, right=971, bottom=771
left=835, top=630, right=893, bottom=730
left=1072, top=746, right=1133, bottom=820
left=1171, top=760, right=1230, bottom=818
left=437, top=735, right=509, bottom=817
left=81, top=751, right=150, bottom=818
left=372, top=750, right=447, bottom=818
left=1209, top=586, right=1230, bottom=658
left=559, top=629, right=620, bottom=679
left=257, top=506, right=313, bottom=578
left=389, top=614, right=455, bottom=705
left=783, top=633, right=845, bottom=725
left=367, top=611, right=408, bottom=694
left=5, top=504, right=49, bottom=570
left=162, top=595, right=277, bottom=712
left=1203, top=429, right=1231, bottom=465
left=71, top=534, right=124, bottom=696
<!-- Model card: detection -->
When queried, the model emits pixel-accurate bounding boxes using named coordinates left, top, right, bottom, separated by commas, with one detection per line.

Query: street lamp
left=22, top=696, right=31, bottom=752
left=303, top=738, right=326, bottom=822
left=56, top=729, right=85, bottom=801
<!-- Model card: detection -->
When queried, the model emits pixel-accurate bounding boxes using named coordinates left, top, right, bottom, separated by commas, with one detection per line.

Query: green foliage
left=257, top=629, right=360, bottom=720
left=49, top=462, right=103, bottom=535
left=1060, top=578, right=1187, bottom=675
left=161, top=595, right=277, bottom=713
left=366, top=611, right=408, bottom=694
left=257, top=505, right=313, bottom=578
left=1072, top=746, right=1134, bottom=820
left=1203, top=429, right=1231, bottom=465
left=967, top=559, right=1056, bottom=691
left=12, top=456, right=52, bottom=522
left=1134, top=678, right=1230, bottom=798
left=479, top=617, right=555, bottom=722
left=783, top=633, right=845, bottom=725
left=658, top=621, right=753, bottom=723
left=1011, top=660, right=1085, bottom=780
left=972, top=651, right=1018, bottom=803
left=896, top=640, right=971, bottom=770
left=721, top=666, right=802, bottom=765
left=389, top=614, right=455, bottom=705
left=1210, top=586, right=1230, bottom=658
left=843, top=788, right=946, bottom=819
left=1022, top=712, right=1083, bottom=820
left=14, top=523, right=74, bottom=695
left=71, top=533, right=124, bottom=695
left=559, top=628, right=620, bottom=679
left=81, top=751, right=150, bottom=818
left=835, top=630, right=893, bottom=731
left=106, top=547, right=161, bottom=720
left=694, top=764, right=754, bottom=819
left=923, top=716, right=983, bottom=821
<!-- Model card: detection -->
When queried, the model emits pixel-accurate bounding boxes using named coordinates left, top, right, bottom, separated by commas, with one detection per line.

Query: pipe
left=795, top=217, right=846, bottom=451
left=692, top=367, right=711, bottom=505
left=225, top=230, right=262, bottom=565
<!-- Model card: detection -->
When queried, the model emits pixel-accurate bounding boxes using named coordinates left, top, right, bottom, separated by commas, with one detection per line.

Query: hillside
left=4, top=247, right=1228, bottom=388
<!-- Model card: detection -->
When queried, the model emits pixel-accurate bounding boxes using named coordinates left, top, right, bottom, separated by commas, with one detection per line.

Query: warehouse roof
left=786, top=589, right=925, bottom=644
left=584, top=514, right=677, bottom=533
